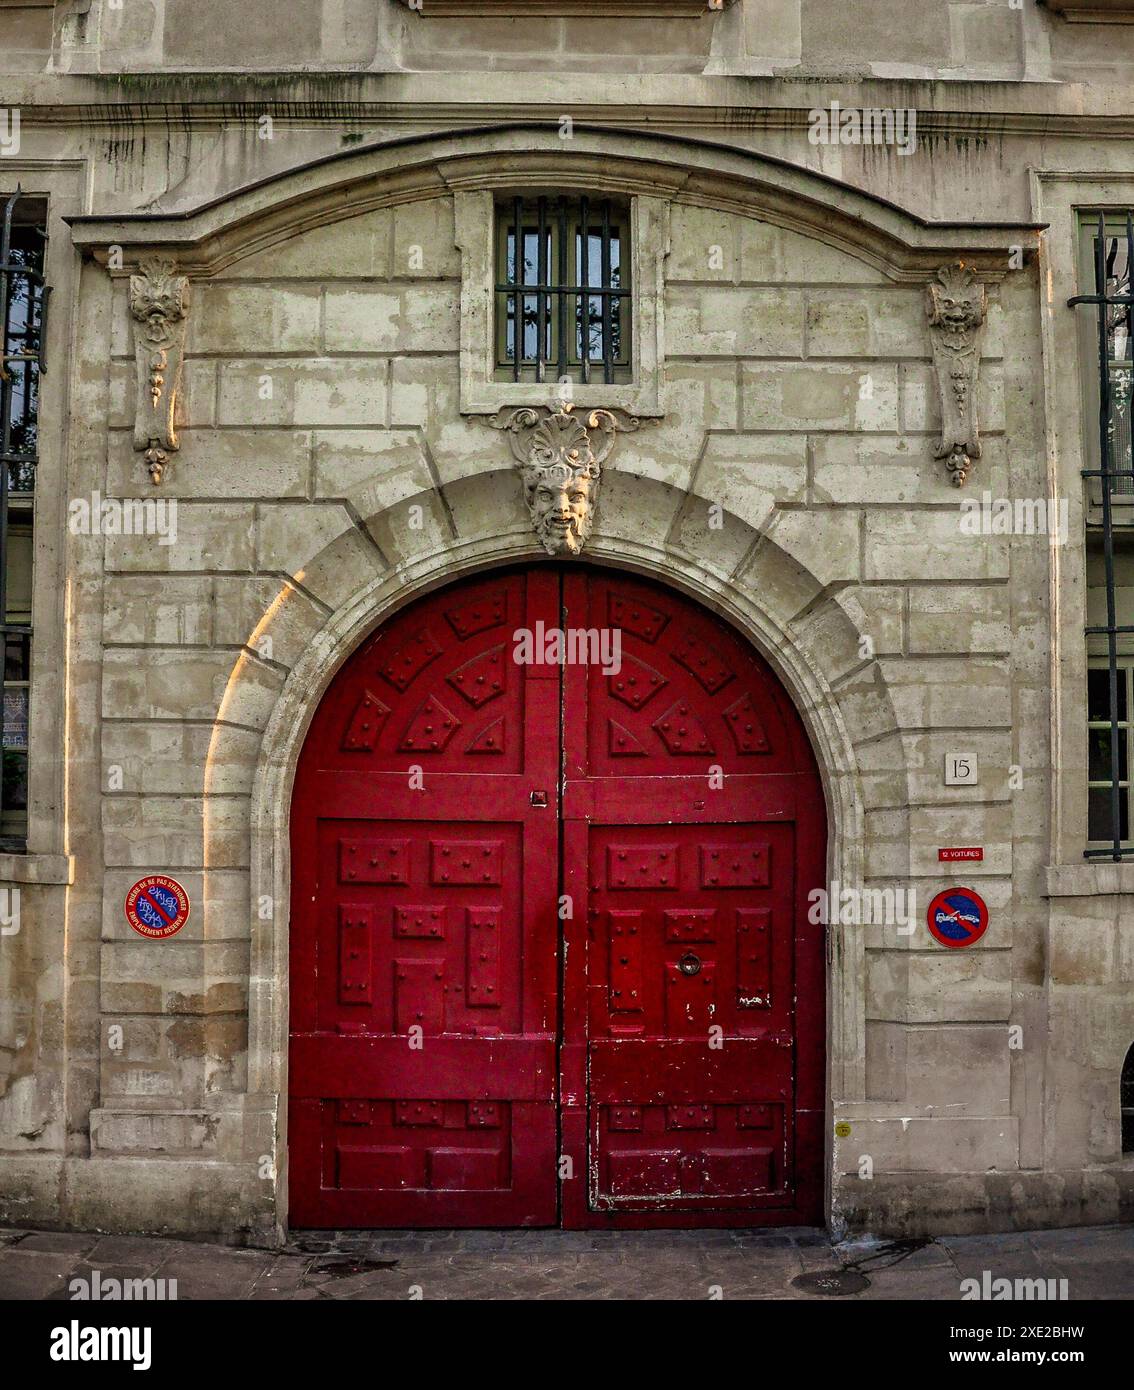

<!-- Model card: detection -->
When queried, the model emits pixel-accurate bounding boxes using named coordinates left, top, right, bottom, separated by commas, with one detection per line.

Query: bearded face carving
left=519, top=411, right=603, bottom=555
left=492, top=402, right=636, bottom=557
left=525, top=465, right=597, bottom=555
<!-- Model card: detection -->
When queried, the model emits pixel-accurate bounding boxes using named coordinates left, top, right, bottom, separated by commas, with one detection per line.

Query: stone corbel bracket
left=926, top=260, right=988, bottom=488
left=129, top=255, right=190, bottom=485
left=488, top=399, right=641, bottom=556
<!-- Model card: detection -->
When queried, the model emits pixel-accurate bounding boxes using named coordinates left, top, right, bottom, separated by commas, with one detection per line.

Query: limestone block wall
left=1, top=123, right=1131, bottom=1239
left=21, top=0, right=1132, bottom=82
left=56, top=182, right=1044, bottom=1237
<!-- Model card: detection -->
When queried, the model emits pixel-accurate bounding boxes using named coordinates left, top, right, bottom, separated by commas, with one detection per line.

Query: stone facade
left=0, top=0, right=1132, bottom=1243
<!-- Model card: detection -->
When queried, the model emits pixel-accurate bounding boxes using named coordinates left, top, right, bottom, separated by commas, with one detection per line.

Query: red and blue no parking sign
left=926, top=886, right=988, bottom=949
left=124, top=875, right=190, bottom=939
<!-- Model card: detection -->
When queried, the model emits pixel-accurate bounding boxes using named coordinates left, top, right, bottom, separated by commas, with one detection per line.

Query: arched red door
left=289, top=566, right=826, bottom=1229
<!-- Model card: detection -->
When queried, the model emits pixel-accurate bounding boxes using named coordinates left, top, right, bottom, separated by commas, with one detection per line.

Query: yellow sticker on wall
left=834, top=1121, right=852, bottom=1138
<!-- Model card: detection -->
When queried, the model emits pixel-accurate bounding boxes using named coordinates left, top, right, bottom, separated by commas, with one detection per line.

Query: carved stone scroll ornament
left=129, top=256, right=190, bottom=484
left=926, top=260, right=988, bottom=487
left=489, top=400, right=640, bottom=556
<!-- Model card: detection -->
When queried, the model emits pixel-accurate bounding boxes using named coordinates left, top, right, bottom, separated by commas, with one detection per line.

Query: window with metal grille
left=1071, top=214, right=1134, bottom=860
left=0, top=189, right=48, bottom=853
left=495, top=196, right=631, bottom=385
left=1087, top=656, right=1132, bottom=848
left=1124, top=1042, right=1134, bottom=1153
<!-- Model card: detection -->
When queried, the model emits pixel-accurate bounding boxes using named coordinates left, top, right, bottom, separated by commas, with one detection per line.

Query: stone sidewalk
left=1, top=1223, right=1132, bottom=1300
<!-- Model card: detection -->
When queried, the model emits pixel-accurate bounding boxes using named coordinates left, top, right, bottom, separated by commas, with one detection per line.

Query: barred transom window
left=495, top=195, right=631, bottom=385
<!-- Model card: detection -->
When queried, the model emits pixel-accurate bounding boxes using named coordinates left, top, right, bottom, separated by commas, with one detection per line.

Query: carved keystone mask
left=490, top=401, right=638, bottom=556
left=926, top=260, right=988, bottom=487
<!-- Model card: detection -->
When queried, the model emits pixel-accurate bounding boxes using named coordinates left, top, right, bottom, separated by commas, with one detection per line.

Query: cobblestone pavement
left=0, top=1223, right=1131, bottom=1301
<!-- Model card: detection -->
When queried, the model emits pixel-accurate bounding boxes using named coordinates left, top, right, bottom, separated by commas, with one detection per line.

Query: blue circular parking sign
left=927, top=886, right=988, bottom=949
left=125, top=875, right=190, bottom=939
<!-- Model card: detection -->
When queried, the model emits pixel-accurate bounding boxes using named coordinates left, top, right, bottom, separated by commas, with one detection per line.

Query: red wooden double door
left=289, top=566, right=825, bottom=1229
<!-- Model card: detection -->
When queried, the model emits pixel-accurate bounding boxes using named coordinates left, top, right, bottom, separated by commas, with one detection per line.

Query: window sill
left=399, top=1, right=734, bottom=14
left=1041, top=0, right=1134, bottom=20
left=462, top=378, right=662, bottom=419
left=0, top=851, right=74, bottom=886
left=1045, top=861, right=1134, bottom=896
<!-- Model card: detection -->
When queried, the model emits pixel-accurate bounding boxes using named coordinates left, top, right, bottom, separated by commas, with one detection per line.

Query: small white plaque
left=944, top=753, right=979, bottom=786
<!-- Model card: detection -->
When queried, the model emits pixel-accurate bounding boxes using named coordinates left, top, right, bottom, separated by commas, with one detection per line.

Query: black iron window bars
left=497, top=195, right=629, bottom=385
left=0, top=188, right=48, bottom=852
left=1070, top=212, right=1134, bottom=859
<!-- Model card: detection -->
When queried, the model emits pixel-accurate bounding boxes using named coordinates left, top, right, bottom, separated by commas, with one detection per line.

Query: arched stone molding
left=68, top=123, right=1041, bottom=284
left=195, top=464, right=903, bottom=1235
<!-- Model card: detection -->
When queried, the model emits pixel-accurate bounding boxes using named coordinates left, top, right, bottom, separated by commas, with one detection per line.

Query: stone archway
left=210, top=468, right=895, bottom=1236
left=286, top=561, right=829, bottom=1228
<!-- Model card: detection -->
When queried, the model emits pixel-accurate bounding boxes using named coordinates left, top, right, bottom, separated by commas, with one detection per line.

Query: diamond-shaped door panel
left=608, top=720, right=647, bottom=757
left=466, top=717, right=506, bottom=755
left=723, top=692, right=771, bottom=754
left=377, top=631, right=443, bottom=692
left=341, top=690, right=391, bottom=752
left=672, top=632, right=735, bottom=694
left=398, top=694, right=462, bottom=753
left=447, top=645, right=508, bottom=708
left=607, top=590, right=670, bottom=643
left=607, top=656, right=667, bottom=711
left=445, top=589, right=507, bottom=638
left=651, top=700, right=715, bottom=756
